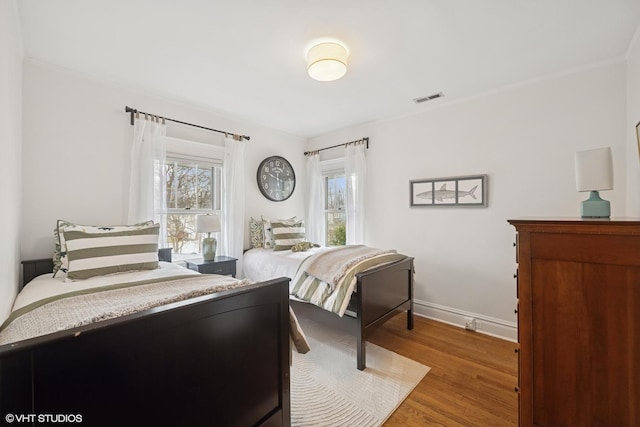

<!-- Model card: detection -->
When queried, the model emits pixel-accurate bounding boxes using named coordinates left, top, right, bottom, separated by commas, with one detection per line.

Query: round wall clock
left=257, top=156, right=296, bottom=201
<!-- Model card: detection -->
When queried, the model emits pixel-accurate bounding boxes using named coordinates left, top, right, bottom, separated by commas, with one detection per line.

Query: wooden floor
left=367, top=314, right=519, bottom=427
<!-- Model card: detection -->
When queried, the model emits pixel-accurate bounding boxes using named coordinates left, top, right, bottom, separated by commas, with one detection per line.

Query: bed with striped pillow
left=64, top=223, right=160, bottom=280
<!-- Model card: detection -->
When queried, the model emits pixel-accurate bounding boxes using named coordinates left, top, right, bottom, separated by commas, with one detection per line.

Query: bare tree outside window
left=163, top=159, right=221, bottom=255
left=325, top=174, right=346, bottom=246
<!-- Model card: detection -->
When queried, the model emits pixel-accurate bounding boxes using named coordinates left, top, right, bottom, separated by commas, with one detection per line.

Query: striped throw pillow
left=272, top=220, right=305, bottom=251
left=64, top=224, right=160, bottom=280
left=53, top=219, right=154, bottom=277
left=261, top=216, right=296, bottom=249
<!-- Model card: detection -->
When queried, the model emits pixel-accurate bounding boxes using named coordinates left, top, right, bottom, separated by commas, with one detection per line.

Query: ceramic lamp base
left=202, top=237, right=217, bottom=261
left=581, top=191, right=610, bottom=218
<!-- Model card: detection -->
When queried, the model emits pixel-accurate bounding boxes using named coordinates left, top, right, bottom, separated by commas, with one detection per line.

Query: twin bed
left=0, top=219, right=415, bottom=426
left=0, top=249, right=292, bottom=426
left=244, top=245, right=415, bottom=370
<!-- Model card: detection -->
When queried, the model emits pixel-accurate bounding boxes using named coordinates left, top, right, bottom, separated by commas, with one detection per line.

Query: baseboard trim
left=413, top=298, right=517, bottom=342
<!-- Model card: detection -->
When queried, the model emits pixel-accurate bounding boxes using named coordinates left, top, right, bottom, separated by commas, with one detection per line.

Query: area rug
left=290, top=306, right=430, bottom=427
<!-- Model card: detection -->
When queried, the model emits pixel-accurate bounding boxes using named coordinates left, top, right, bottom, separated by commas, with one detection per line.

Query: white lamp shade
left=196, top=214, right=220, bottom=233
left=574, top=147, right=613, bottom=192
left=307, top=42, right=348, bottom=82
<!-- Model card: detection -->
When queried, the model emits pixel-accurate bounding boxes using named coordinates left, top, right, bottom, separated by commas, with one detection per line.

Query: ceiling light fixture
left=307, top=42, right=348, bottom=82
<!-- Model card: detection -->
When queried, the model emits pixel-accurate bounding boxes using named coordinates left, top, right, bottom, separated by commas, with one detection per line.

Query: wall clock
left=257, top=156, right=296, bottom=201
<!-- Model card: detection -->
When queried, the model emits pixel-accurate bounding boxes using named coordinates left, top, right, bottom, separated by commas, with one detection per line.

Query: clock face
left=257, top=156, right=296, bottom=201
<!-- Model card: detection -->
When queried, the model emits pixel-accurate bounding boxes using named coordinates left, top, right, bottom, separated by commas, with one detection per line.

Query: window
left=162, top=157, right=222, bottom=256
left=324, top=172, right=346, bottom=246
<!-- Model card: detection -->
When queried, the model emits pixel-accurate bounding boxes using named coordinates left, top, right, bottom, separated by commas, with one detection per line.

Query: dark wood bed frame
left=348, top=256, right=414, bottom=370
left=1, top=249, right=291, bottom=427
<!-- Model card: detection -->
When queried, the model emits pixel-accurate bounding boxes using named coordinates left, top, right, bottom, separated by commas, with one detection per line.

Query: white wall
left=0, top=0, right=23, bottom=322
left=21, top=61, right=306, bottom=261
left=626, top=25, right=640, bottom=215
left=14, top=29, right=634, bottom=341
left=307, top=63, right=627, bottom=340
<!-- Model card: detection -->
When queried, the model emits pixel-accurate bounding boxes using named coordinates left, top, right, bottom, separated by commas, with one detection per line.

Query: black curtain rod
left=124, top=106, right=251, bottom=141
left=304, top=137, right=369, bottom=156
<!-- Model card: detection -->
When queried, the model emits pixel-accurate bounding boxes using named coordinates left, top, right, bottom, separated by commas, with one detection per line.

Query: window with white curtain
left=313, top=148, right=347, bottom=249
left=324, top=171, right=346, bottom=246
left=309, top=143, right=366, bottom=247
left=160, top=137, right=224, bottom=259
left=162, top=158, right=222, bottom=256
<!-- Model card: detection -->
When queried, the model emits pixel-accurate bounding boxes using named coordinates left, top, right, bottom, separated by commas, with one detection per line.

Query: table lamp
left=197, top=214, right=221, bottom=261
left=574, top=147, right=613, bottom=218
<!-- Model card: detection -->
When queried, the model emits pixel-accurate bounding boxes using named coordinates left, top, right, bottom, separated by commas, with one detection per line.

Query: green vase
left=202, top=237, right=217, bottom=261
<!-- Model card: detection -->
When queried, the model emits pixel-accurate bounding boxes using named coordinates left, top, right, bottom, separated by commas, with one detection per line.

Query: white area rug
left=290, top=308, right=430, bottom=427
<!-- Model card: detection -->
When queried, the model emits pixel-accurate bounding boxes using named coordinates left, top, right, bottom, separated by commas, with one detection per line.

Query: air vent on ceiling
left=413, top=92, right=444, bottom=104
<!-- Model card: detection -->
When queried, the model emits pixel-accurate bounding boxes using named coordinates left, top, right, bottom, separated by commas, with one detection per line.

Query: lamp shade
left=307, top=42, right=348, bottom=82
left=575, top=147, right=613, bottom=192
left=196, top=214, right=220, bottom=234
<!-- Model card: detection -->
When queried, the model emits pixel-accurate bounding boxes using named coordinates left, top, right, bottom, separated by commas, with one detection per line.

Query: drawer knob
left=514, top=386, right=519, bottom=393
left=514, top=308, right=518, bottom=314
left=513, top=273, right=518, bottom=279
left=514, top=348, right=519, bottom=353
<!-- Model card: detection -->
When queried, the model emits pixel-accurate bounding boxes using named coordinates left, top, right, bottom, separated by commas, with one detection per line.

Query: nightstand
left=185, top=256, right=237, bottom=277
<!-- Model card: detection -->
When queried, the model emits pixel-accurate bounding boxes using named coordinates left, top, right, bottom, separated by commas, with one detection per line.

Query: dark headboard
left=21, top=248, right=173, bottom=290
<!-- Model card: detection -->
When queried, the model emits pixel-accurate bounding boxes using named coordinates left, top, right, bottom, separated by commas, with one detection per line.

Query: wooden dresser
left=508, top=218, right=640, bottom=427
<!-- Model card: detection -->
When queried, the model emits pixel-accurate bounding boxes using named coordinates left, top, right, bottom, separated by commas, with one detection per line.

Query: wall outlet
left=464, top=316, right=477, bottom=331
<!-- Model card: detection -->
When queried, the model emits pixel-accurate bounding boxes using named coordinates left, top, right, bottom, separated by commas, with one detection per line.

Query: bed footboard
left=355, top=257, right=414, bottom=370
left=0, top=278, right=291, bottom=427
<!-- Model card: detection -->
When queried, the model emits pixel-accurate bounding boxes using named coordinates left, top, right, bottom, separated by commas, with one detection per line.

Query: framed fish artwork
left=410, top=174, right=488, bottom=207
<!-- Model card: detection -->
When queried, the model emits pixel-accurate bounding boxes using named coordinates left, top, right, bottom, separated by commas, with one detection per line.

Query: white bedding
left=242, top=247, right=329, bottom=282
left=12, top=262, right=199, bottom=313
left=245, top=246, right=407, bottom=317
left=4, top=261, right=311, bottom=353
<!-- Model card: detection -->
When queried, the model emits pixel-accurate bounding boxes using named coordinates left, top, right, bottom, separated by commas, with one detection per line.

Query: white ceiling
left=16, top=0, right=640, bottom=138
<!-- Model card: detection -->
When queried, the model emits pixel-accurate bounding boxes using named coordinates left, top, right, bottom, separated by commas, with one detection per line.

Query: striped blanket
left=290, top=245, right=407, bottom=316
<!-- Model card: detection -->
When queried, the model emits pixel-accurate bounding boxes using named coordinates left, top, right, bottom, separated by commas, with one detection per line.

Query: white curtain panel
left=128, top=117, right=167, bottom=246
left=345, top=143, right=366, bottom=244
left=305, top=153, right=325, bottom=245
left=221, top=136, right=245, bottom=275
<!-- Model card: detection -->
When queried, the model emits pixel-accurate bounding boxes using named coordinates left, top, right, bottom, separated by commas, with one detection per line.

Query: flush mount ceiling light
left=307, top=42, right=348, bottom=82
